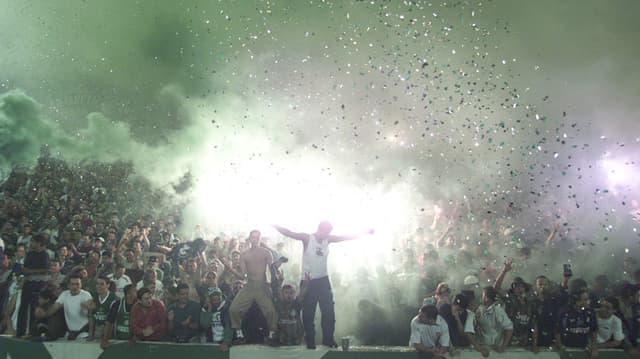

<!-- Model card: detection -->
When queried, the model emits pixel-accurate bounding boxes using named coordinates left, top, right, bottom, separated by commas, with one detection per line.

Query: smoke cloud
left=2, top=0, right=640, bottom=343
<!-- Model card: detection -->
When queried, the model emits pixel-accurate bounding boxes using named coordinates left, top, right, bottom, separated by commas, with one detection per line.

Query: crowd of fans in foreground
left=1, top=155, right=640, bottom=359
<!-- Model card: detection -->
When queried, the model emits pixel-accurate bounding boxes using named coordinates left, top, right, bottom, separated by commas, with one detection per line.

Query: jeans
left=17, top=280, right=45, bottom=336
left=301, top=276, right=335, bottom=345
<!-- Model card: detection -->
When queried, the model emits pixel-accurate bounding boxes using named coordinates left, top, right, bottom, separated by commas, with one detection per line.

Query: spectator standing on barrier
left=88, top=276, right=118, bottom=341
left=555, top=288, right=598, bottom=358
left=200, top=287, right=232, bottom=351
left=130, top=287, right=167, bottom=341
left=167, top=283, right=201, bottom=343
left=17, top=233, right=50, bottom=337
left=228, top=230, right=278, bottom=345
left=475, top=286, right=513, bottom=353
left=101, top=284, right=137, bottom=348
left=36, top=274, right=93, bottom=340
left=274, top=221, right=372, bottom=349
left=410, top=304, right=450, bottom=359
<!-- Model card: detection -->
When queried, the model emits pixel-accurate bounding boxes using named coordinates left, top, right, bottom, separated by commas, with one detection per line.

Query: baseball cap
left=208, top=287, right=223, bottom=297
left=463, top=275, right=480, bottom=286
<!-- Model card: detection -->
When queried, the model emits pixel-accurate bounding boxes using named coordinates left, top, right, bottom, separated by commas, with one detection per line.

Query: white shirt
left=476, top=302, right=513, bottom=346
left=56, top=289, right=92, bottom=331
left=410, top=315, right=450, bottom=348
left=107, top=273, right=132, bottom=299
left=597, top=314, right=624, bottom=344
left=301, top=234, right=329, bottom=280
left=463, top=309, right=476, bottom=334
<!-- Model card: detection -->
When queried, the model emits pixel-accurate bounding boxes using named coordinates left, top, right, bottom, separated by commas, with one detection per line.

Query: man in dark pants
left=274, top=222, right=372, bottom=349
left=17, top=233, right=50, bottom=337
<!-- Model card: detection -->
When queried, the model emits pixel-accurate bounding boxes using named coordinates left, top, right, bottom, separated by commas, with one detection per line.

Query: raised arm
left=545, top=223, right=559, bottom=247
left=273, top=225, right=308, bottom=242
left=37, top=302, right=63, bottom=319
left=494, top=258, right=513, bottom=292
left=328, top=229, right=374, bottom=243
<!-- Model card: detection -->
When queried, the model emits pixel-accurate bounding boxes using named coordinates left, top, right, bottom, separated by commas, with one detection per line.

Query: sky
left=2, top=0, right=640, bottom=272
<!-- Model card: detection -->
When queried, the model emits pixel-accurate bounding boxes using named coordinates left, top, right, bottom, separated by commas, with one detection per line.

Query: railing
left=0, top=335, right=632, bottom=359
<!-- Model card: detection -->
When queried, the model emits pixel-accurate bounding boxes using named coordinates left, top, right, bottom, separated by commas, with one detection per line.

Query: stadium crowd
left=1, top=154, right=640, bottom=358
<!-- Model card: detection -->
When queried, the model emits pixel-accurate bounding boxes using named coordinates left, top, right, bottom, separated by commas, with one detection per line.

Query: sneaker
left=267, top=335, right=280, bottom=347
left=232, top=336, right=246, bottom=345
left=322, top=339, right=338, bottom=348
left=306, top=340, right=316, bottom=350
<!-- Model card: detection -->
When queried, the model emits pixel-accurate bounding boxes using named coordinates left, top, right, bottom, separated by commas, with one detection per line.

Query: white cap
left=463, top=275, right=479, bottom=286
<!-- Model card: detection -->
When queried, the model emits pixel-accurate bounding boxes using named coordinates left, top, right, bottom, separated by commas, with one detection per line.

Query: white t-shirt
left=56, top=289, right=92, bottom=331
left=107, top=273, right=132, bottom=299
left=410, top=315, right=450, bottom=348
left=597, top=315, right=624, bottom=344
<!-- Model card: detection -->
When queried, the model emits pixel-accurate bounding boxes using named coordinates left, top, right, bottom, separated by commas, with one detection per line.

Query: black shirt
left=556, top=306, right=598, bottom=348
left=533, top=290, right=568, bottom=346
left=24, top=250, right=50, bottom=270
left=24, top=250, right=50, bottom=281
left=439, top=303, right=470, bottom=347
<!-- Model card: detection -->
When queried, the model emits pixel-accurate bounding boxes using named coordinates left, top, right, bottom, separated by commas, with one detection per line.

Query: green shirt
left=94, top=292, right=118, bottom=326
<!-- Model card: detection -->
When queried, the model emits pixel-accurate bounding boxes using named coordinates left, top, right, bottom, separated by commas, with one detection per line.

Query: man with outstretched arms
left=274, top=221, right=372, bottom=349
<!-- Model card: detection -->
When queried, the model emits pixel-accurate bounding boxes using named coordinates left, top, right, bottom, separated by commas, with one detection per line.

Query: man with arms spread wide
left=274, top=221, right=372, bottom=349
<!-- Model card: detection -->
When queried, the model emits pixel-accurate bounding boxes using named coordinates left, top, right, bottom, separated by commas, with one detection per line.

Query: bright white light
left=599, top=157, right=634, bottom=187
left=188, top=147, right=421, bottom=276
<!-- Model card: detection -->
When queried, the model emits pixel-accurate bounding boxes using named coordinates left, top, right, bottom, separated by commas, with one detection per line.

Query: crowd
left=0, top=153, right=331, bottom=350
left=1, top=153, right=640, bottom=358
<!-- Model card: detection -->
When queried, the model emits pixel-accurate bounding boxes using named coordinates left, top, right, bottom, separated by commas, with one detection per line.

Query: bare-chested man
left=228, top=230, right=278, bottom=344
